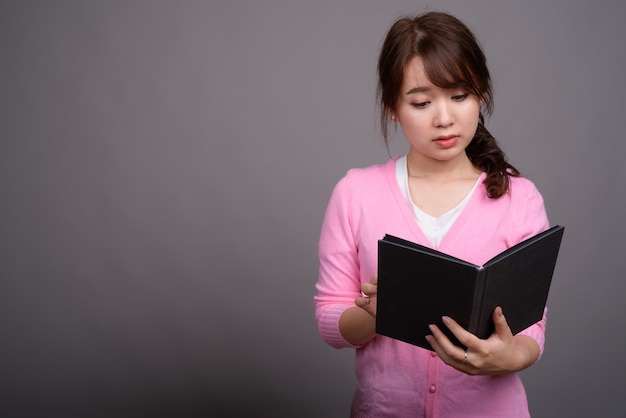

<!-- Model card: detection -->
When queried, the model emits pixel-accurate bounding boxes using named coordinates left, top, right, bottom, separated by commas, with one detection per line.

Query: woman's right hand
left=339, top=275, right=379, bottom=345
left=355, top=275, right=378, bottom=318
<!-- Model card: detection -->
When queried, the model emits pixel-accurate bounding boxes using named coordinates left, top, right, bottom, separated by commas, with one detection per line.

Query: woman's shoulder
left=341, top=158, right=395, bottom=183
left=508, top=175, right=543, bottom=197
left=329, top=159, right=396, bottom=202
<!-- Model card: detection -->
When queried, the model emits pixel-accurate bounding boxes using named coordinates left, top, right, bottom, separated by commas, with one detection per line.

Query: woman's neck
left=406, top=149, right=480, bottom=181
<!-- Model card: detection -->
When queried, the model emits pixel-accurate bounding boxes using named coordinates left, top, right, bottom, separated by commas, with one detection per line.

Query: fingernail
left=442, top=316, right=450, bottom=324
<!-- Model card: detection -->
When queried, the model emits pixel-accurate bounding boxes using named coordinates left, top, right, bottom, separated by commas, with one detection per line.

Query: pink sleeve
left=513, top=180, right=551, bottom=358
left=314, top=173, right=362, bottom=349
left=514, top=180, right=550, bottom=241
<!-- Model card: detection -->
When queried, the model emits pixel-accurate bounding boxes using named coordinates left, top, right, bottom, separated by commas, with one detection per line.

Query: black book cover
left=375, top=225, right=564, bottom=350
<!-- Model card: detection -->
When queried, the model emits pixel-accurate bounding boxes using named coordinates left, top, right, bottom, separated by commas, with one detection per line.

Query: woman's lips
left=433, top=135, right=458, bottom=148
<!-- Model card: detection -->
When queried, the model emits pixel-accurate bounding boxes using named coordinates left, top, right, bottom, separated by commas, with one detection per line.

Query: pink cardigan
left=315, top=158, right=550, bottom=418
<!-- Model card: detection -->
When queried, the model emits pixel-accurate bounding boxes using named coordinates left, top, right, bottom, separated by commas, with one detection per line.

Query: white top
left=395, top=155, right=481, bottom=247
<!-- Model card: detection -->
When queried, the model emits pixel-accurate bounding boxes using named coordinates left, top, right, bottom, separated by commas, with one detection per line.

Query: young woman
left=314, top=12, right=550, bottom=417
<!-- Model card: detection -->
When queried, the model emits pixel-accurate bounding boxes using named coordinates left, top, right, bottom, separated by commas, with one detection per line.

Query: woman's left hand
left=425, top=306, right=540, bottom=375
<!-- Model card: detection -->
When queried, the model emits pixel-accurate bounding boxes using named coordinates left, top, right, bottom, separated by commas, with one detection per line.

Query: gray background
left=1, top=1, right=625, bottom=417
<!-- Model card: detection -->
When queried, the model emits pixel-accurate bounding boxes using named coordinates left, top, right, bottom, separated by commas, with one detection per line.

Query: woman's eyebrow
left=406, top=83, right=470, bottom=95
left=405, top=86, right=430, bottom=95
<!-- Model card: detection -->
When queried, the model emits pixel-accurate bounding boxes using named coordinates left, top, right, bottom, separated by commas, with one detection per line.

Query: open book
left=375, top=225, right=564, bottom=350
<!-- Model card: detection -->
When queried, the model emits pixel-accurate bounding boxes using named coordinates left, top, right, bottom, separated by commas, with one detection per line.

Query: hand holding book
left=425, top=306, right=543, bottom=375
left=355, top=275, right=378, bottom=317
left=375, top=225, right=564, bottom=351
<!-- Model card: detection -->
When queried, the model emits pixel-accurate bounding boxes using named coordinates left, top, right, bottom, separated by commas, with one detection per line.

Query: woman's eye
left=452, top=93, right=469, bottom=101
left=411, top=101, right=429, bottom=108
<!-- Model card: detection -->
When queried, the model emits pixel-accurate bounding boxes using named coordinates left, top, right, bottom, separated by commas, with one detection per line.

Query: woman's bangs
left=422, top=47, right=479, bottom=95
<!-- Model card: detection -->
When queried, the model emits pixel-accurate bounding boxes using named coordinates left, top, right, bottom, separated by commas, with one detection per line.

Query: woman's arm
left=315, top=173, right=368, bottom=348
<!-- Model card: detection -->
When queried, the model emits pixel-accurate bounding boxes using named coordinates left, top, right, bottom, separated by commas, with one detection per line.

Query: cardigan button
left=430, top=352, right=437, bottom=357
left=429, top=384, right=437, bottom=393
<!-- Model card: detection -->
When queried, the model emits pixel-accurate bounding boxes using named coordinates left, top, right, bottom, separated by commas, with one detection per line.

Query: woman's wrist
left=511, top=335, right=541, bottom=372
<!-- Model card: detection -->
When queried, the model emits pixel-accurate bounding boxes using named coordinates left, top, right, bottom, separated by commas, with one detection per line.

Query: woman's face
left=394, top=56, right=481, bottom=166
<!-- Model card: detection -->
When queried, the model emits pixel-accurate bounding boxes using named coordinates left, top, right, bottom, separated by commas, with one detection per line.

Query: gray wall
left=1, top=1, right=625, bottom=417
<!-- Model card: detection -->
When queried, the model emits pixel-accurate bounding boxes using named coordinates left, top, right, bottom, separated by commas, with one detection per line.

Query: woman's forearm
left=338, top=306, right=377, bottom=345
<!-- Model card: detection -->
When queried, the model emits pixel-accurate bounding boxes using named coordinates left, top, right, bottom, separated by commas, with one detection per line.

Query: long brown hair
left=377, top=12, right=519, bottom=198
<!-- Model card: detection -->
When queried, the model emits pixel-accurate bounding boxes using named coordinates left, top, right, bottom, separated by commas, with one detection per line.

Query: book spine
left=469, top=267, right=487, bottom=335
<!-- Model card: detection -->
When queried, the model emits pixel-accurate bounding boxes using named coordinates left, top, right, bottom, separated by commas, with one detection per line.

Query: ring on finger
left=462, top=349, right=468, bottom=364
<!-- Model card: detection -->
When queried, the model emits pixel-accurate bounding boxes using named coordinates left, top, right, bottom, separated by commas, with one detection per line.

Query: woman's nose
left=434, top=102, right=454, bottom=127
